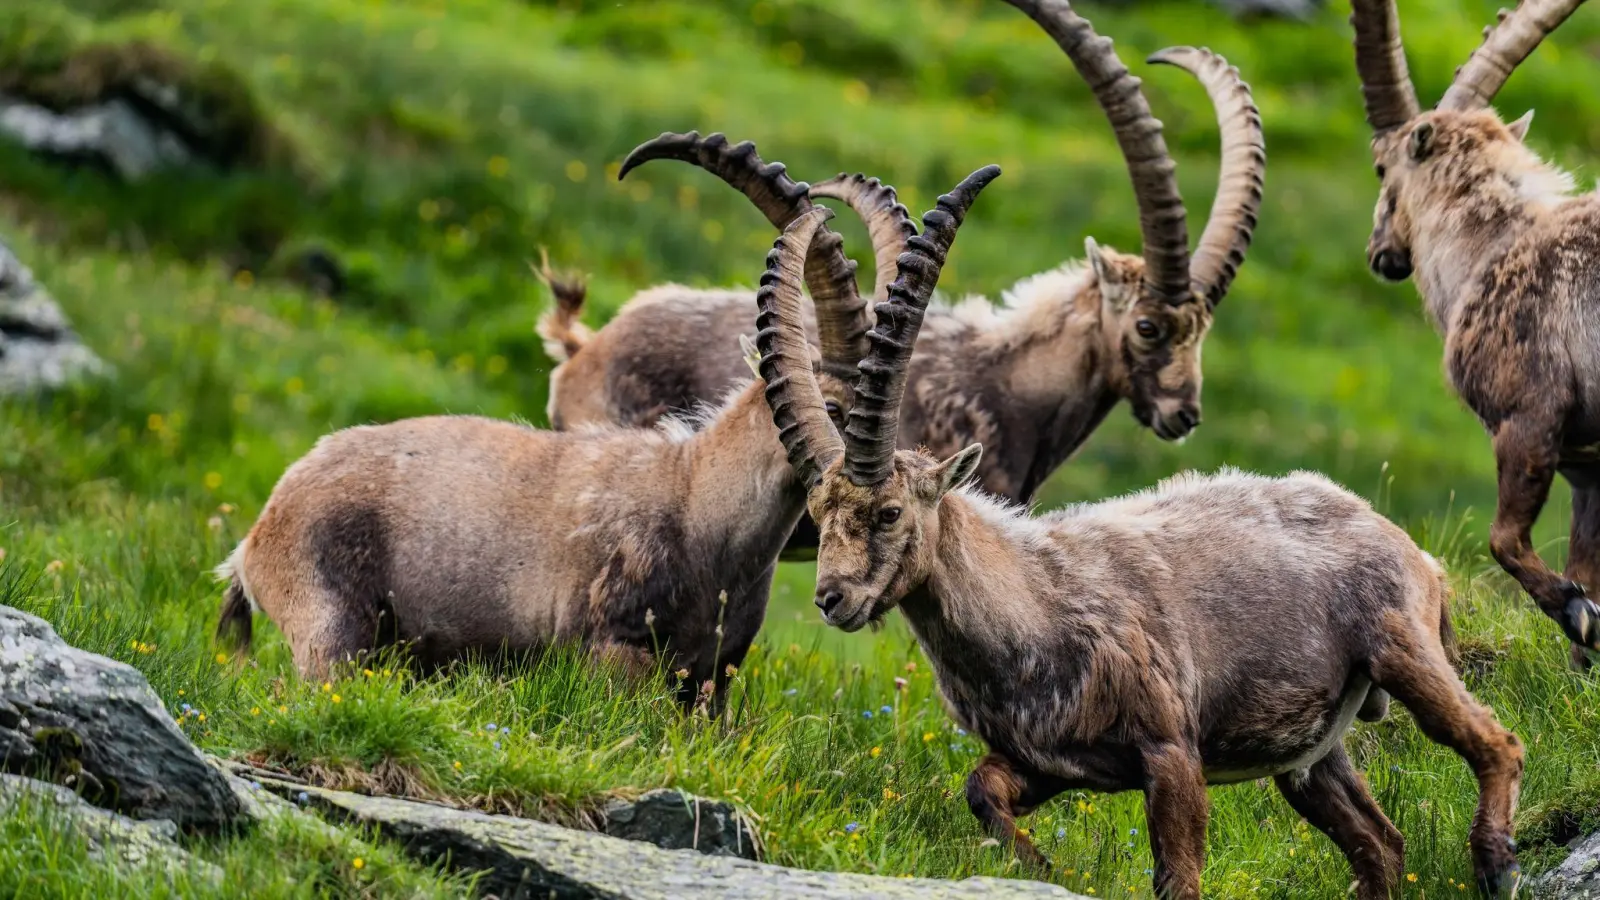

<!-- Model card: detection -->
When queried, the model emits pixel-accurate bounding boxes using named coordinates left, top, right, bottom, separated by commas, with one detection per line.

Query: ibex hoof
left=1560, top=593, right=1600, bottom=649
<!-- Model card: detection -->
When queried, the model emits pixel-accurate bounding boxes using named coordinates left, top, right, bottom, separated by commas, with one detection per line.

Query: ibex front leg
left=1142, top=743, right=1209, bottom=900
left=964, top=753, right=1065, bottom=870
left=1490, top=422, right=1600, bottom=651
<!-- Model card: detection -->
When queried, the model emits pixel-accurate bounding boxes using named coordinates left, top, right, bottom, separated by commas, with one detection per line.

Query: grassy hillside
left=4, top=0, right=1600, bottom=896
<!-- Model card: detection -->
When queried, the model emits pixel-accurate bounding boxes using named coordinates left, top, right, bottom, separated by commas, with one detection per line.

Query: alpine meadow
left=5, top=0, right=1600, bottom=898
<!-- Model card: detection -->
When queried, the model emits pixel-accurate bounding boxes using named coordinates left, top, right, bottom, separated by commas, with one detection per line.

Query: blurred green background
left=3, top=0, right=1598, bottom=648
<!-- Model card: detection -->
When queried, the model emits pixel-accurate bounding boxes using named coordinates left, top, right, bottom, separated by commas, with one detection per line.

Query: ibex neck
left=965, top=268, right=1119, bottom=499
left=900, top=491, right=1053, bottom=663
left=1415, top=178, right=1560, bottom=333
left=685, top=381, right=805, bottom=553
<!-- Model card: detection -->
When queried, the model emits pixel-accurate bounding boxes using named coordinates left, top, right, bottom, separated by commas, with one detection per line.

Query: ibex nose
left=815, top=589, right=844, bottom=614
left=1371, top=248, right=1413, bottom=282
left=1177, top=405, right=1200, bottom=431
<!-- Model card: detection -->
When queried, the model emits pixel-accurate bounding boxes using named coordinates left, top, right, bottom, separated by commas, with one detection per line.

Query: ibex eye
left=1375, top=164, right=1387, bottom=180
left=1135, top=319, right=1160, bottom=340
left=825, top=401, right=841, bottom=418
left=877, top=507, right=902, bottom=527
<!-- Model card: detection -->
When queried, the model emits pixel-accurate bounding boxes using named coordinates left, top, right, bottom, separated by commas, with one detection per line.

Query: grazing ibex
left=762, top=164, right=1524, bottom=899
left=213, top=219, right=864, bottom=702
left=541, top=18, right=1264, bottom=509
left=1352, top=0, right=1600, bottom=668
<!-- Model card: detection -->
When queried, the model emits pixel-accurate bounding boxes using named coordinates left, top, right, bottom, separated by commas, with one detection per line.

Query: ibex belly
left=1200, top=675, right=1372, bottom=784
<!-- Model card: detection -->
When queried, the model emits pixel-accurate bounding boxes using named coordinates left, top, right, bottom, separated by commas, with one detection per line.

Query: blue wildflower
left=500, top=726, right=511, bottom=734
left=1055, top=828, right=1066, bottom=839
left=181, top=703, right=192, bottom=713
left=1129, top=827, right=1138, bottom=836
left=879, top=705, right=893, bottom=715
left=1144, top=868, right=1153, bottom=876
left=493, top=741, right=502, bottom=750
left=784, top=688, right=798, bottom=696
left=862, top=710, right=873, bottom=719
left=296, top=791, right=309, bottom=805
left=955, top=728, right=967, bottom=736
left=844, top=822, right=860, bottom=834
left=486, top=722, right=497, bottom=733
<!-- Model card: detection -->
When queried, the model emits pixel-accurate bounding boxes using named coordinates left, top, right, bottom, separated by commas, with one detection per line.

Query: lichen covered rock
left=0, top=237, right=107, bottom=395
left=0, top=605, right=240, bottom=829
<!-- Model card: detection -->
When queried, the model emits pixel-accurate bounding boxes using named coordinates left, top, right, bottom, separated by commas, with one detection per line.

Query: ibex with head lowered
left=540, top=14, right=1264, bottom=510
left=212, top=220, right=865, bottom=702
left=763, top=161, right=1524, bottom=900
left=1352, top=0, right=1600, bottom=668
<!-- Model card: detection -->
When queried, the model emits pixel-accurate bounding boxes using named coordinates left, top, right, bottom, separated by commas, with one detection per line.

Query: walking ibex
left=213, top=221, right=864, bottom=702
left=540, top=16, right=1264, bottom=511
left=1352, top=0, right=1600, bottom=668
left=762, top=165, right=1523, bottom=899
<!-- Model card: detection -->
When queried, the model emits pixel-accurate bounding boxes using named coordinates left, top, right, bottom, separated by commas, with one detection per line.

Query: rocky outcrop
left=0, top=94, right=194, bottom=181
left=253, top=778, right=1081, bottom=900
left=0, top=773, right=221, bottom=881
left=0, top=237, right=107, bottom=395
left=1531, top=831, right=1600, bottom=898
left=603, top=788, right=758, bottom=860
left=0, top=605, right=240, bottom=829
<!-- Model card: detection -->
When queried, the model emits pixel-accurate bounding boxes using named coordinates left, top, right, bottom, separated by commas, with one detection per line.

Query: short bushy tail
left=213, top=552, right=253, bottom=653
left=533, top=247, right=591, bottom=362
left=216, top=577, right=253, bottom=652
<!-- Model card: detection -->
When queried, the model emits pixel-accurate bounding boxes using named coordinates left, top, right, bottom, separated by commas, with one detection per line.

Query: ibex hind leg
left=1372, top=629, right=1523, bottom=898
left=1273, top=746, right=1403, bottom=900
left=295, top=591, right=397, bottom=681
left=1492, top=426, right=1600, bottom=653
left=1562, top=478, right=1600, bottom=671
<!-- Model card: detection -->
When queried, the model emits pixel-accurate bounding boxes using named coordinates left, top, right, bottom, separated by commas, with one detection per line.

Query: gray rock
left=0, top=773, right=221, bottom=883
left=0, top=605, right=241, bottom=830
left=1530, top=831, right=1600, bottom=898
left=603, top=788, right=758, bottom=860
left=0, top=92, right=194, bottom=181
left=0, top=236, right=108, bottom=395
left=263, top=779, right=1082, bottom=900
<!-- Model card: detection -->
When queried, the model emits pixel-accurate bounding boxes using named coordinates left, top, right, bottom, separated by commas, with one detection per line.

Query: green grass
left=4, top=0, right=1600, bottom=896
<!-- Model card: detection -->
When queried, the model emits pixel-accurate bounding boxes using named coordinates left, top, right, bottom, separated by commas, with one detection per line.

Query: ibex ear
left=1506, top=110, right=1534, bottom=143
left=1086, top=237, right=1133, bottom=314
left=932, top=443, right=983, bottom=496
left=1408, top=121, right=1435, bottom=162
left=739, top=333, right=762, bottom=379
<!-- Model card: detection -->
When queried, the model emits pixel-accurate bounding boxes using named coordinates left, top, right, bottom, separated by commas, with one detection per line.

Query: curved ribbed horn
left=842, top=166, right=1001, bottom=487
left=755, top=208, right=845, bottom=488
left=810, top=173, right=918, bottom=302
left=1149, top=47, right=1265, bottom=311
left=620, top=131, right=870, bottom=378
left=1438, top=0, right=1587, bottom=113
left=999, top=0, right=1192, bottom=307
left=1349, top=0, right=1422, bottom=132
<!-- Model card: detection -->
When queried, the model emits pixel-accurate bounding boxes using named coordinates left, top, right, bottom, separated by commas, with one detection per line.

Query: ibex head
left=1001, top=1, right=1265, bottom=442
left=1352, top=0, right=1582, bottom=283
left=756, top=168, right=1000, bottom=632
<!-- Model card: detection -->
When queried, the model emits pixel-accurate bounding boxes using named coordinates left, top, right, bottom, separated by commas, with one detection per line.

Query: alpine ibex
left=213, top=219, right=864, bottom=702
left=761, top=166, right=1523, bottom=899
left=1352, top=0, right=1600, bottom=668
left=540, top=20, right=1264, bottom=508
